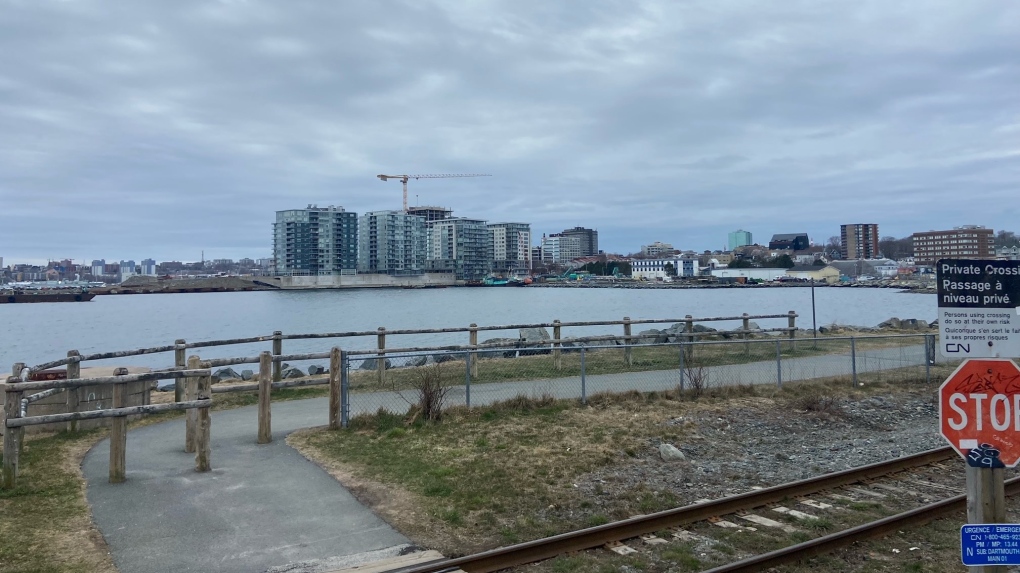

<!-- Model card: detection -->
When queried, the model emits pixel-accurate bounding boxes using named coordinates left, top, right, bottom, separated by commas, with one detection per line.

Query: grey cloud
left=1, top=0, right=1019, bottom=262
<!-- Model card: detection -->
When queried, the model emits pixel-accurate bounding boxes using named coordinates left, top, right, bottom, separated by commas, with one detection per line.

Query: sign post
left=936, top=259, right=1020, bottom=359
left=940, top=358, right=1020, bottom=572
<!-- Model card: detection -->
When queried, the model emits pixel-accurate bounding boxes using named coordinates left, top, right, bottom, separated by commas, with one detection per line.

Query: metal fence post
left=341, top=354, right=350, bottom=429
left=553, top=319, right=562, bottom=371
left=272, top=331, right=282, bottom=382
left=580, top=345, right=587, bottom=405
left=851, top=337, right=858, bottom=386
left=925, top=334, right=932, bottom=385
left=464, top=352, right=471, bottom=408
left=174, top=339, right=186, bottom=402
left=678, top=342, right=685, bottom=393
left=775, top=339, right=782, bottom=388
left=623, top=316, right=633, bottom=367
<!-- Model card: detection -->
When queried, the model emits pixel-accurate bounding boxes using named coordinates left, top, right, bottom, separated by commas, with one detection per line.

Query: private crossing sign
left=939, top=358, right=1020, bottom=467
left=936, top=259, right=1020, bottom=359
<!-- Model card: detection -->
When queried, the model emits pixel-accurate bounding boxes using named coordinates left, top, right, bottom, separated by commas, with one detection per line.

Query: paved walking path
left=83, top=343, right=927, bottom=572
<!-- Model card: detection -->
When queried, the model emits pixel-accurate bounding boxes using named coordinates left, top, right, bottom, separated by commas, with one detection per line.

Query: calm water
left=1, top=286, right=936, bottom=371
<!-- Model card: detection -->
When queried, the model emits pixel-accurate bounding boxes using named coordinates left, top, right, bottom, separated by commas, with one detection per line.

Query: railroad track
left=387, top=446, right=1011, bottom=573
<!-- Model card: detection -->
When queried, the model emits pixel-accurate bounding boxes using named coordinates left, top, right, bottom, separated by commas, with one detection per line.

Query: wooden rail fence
left=4, top=312, right=801, bottom=491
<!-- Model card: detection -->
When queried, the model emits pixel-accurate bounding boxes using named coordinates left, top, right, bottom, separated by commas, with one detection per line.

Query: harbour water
left=1, top=286, right=937, bottom=371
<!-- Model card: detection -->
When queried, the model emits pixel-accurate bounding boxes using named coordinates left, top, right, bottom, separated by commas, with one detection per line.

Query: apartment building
left=426, top=218, right=493, bottom=280
left=358, top=210, right=426, bottom=275
left=273, top=205, right=358, bottom=275
left=489, top=222, right=531, bottom=275
left=911, top=225, right=994, bottom=264
left=840, top=224, right=880, bottom=259
left=631, top=256, right=700, bottom=280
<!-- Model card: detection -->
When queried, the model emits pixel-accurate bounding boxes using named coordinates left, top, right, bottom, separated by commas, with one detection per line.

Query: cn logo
left=945, top=343, right=971, bottom=353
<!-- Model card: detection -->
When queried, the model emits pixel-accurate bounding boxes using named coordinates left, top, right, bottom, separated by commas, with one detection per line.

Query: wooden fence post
left=3, top=376, right=24, bottom=489
left=553, top=319, right=562, bottom=371
left=272, top=331, right=283, bottom=382
left=185, top=356, right=199, bottom=453
left=469, top=324, right=479, bottom=378
left=788, top=310, right=797, bottom=351
left=12, top=363, right=25, bottom=381
left=174, top=339, right=186, bottom=402
left=66, top=350, right=80, bottom=432
left=742, top=313, right=750, bottom=357
left=329, top=348, right=341, bottom=430
left=195, top=370, right=211, bottom=472
left=623, top=316, right=633, bottom=367
left=258, top=351, right=272, bottom=444
left=109, top=367, right=128, bottom=483
left=377, top=327, right=386, bottom=385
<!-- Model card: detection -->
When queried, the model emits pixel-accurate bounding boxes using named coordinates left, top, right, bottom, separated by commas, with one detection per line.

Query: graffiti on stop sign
left=940, top=359, right=1020, bottom=467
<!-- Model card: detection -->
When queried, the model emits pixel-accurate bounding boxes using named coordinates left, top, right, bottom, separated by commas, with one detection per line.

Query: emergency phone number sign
left=937, top=259, right=1020, bottom=359
left=962, top=524, right=1020, bottom=566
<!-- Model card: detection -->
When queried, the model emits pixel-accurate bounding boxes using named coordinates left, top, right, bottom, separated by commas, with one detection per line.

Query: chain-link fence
left=339, top=333, right=938, bottom=423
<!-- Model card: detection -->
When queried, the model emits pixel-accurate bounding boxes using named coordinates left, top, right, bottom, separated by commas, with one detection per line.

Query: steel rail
left=392, top=447, right=956, bottom=573
left=702, top=475, right=1020, bottom=573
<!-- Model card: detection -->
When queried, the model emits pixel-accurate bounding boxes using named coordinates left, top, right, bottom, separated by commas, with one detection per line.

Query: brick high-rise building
left=840, top=224, right=880, bottom=259
left=911, top=226, right=994, bottom=265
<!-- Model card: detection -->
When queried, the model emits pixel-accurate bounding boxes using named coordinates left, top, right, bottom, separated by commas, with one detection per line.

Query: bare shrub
left=398, top=362, right=450, bottom=424
left=679, top=356, right=711, bottom=399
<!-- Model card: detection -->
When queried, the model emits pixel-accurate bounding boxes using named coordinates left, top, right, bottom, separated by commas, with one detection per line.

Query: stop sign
left=940, top=358, right=1020, bottom=467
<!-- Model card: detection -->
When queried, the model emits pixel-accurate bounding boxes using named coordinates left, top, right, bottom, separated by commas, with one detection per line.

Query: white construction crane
left=377, top=173, right=491, bottom=212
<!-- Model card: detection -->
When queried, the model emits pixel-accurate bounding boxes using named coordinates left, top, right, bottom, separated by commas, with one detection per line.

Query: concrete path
left=83, top=342, right=928, bottom=572
left=83, top=401, right=411, bottom=573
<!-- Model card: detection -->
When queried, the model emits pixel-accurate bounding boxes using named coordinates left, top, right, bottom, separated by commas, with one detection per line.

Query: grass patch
left=0, top=430, right=115, bottom=573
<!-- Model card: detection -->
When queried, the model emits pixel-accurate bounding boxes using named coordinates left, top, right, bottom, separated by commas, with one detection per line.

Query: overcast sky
left=2, top=0, right=1018, bottom=264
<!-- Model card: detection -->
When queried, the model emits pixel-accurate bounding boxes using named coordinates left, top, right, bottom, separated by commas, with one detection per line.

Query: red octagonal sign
left=940, top=359, right=1020, bottom=467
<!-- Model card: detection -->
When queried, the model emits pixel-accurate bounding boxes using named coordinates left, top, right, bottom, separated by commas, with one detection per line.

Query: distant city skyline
left=2, top=2, right=1018, bottom=263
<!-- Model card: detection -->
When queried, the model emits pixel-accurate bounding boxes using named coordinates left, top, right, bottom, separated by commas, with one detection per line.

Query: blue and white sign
left=962, top=524, right=1020, bottom=566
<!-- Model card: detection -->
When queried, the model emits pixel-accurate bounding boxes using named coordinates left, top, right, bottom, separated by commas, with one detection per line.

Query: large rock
left=900, top=318, right=928, bottom=330
left=518, top=327, right=551, bottom=356
left=213, top=367, right=240, bottom=382
left=359, top=358, right=392, bottom=371
left=240, top=369, right=254, bottom=381
left=307, top=364, right=325, bottom=376
left=659, top=443, right=686, bottom=462
left=878, top=317, right=901, bottom=330
left=432, top=353, right=456, bottom=364
left=638, top=329, right=669, bottom=343
left=406, top=355, right=429, bottom=367
left=281, top=367, right=304, bottom=379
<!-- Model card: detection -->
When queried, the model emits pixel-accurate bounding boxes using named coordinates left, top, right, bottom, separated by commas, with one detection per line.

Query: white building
left=631, top=257, right=700, bottom=280
left=118, top=260, right=136, bottom=283
left=140, top=258, right=157, bottom=276
left=711, top=268, right=788, bottom=281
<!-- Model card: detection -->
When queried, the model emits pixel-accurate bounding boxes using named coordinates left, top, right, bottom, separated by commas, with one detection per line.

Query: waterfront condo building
left=727, top=230, right=753, bottom=251
left=358, top=210, right=427, bottom=276
left=273, top=205, right=358, bottom=275
left=911, top=225, right=994, bottom=265
left=489, top=222, right=532, bottom=275
left=426, top=218, right=493, bottom=281
left=840, top=224, right=880, bottom=259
